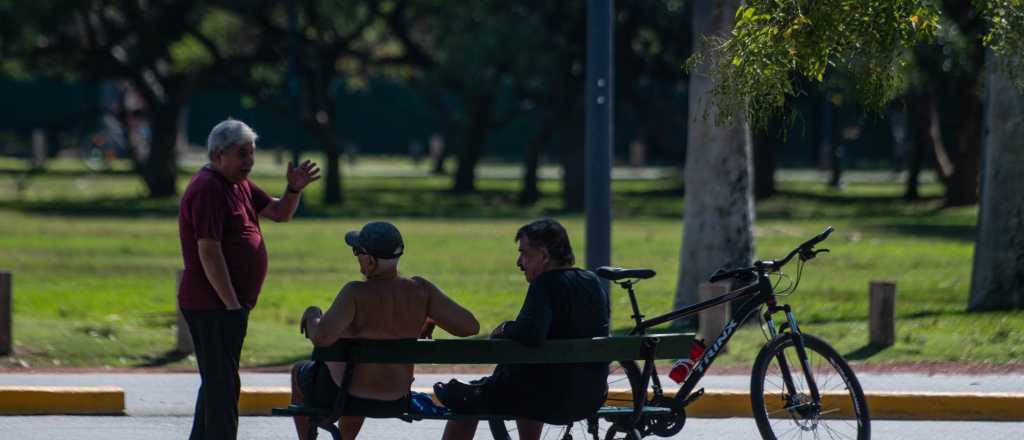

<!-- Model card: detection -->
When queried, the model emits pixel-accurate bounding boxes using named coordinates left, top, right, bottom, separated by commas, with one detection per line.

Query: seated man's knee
left=442, top=419, right=479, bottom=440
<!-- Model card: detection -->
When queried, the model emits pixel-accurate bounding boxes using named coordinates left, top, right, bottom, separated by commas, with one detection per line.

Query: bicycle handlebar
left=708, top=226, right=833, bottom=283
left=773, top=225, right=833, bottom=268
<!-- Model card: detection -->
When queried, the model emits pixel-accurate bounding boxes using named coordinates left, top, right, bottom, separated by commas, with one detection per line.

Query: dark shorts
left=296, top=360, right=409, bottom=417
left=438, top=364, right=607, bottom=425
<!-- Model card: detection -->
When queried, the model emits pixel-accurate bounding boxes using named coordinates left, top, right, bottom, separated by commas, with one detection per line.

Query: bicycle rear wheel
left=750, top=333, right=870, bottom=440
left=488, top=361, right=645, bottom=440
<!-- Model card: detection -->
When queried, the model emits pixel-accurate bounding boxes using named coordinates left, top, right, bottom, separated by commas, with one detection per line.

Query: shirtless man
left=292, top=221, right=480, bottom=440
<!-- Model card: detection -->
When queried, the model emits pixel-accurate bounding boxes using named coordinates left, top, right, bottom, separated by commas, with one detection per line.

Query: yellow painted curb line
left=608, top=389, right=1024, bottom=421
left=242, top=387, right=1024, bottom=421
left=0, top=386, right=125, bottom=415
left=865, top=391, right=1024, bottom=421
left=240, top=386, right=291, bottom=416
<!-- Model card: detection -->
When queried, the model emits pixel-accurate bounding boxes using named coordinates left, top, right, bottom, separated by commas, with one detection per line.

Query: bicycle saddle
left=595, top=266, right=656, bottom=281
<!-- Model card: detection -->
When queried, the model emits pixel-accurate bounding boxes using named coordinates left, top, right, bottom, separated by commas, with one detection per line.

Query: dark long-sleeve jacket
left=490, top=268, right=611, bottom=423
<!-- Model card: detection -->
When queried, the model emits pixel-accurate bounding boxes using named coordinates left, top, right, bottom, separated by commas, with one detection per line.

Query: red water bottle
left=668, top=339, right=706, bottom=384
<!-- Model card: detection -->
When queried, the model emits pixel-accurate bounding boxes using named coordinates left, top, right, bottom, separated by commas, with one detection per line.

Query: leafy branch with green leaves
left=978, top=0, right=1024, bottom=89
left=690, top=0, right=1024, bottom=126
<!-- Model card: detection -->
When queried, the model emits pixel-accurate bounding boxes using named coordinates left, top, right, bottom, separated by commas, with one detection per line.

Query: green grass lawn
left=0, top=156, right=1021, bottom=369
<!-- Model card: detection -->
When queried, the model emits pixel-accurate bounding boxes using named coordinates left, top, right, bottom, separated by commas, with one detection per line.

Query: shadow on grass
left=0, top=167, right=140, bottom=177
left=756, top=189, right=949, bottom=221
left=0, top=196, right=180, bottom=217
left=796, top=308, right=964, bottom=327
left=772, top=188, right=944, bottom=205
left=844, top=344, right=889, bottom=361
left=0, top=190, right=581, bottom=219
left=866, top=223, right=977, bottom=242
left=0, top=178, right=968, bottom=222
left=135, top=349, right=192, bottom=367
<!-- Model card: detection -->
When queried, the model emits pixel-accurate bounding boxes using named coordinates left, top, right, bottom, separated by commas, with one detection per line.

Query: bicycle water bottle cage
left=595, top=266, right=656, bottom=281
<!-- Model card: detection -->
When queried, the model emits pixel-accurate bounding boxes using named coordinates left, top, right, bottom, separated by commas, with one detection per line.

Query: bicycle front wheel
left=750, top=333, right=870, bottom=440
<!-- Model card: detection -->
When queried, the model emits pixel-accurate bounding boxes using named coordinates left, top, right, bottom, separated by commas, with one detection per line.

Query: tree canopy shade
left=224, top=0, right=396, bottom=205
left=675, top=0, right=755, bottom=315
left=3, top=1, right=263, bottom=197
left=689, top=0, right=941, bottom=127
left=689, top=0, right=1024, bottom=311
left=381, top=0, right=691, bottom=209
left=979, top=0, right=1024, bottom=90
left=692, top=0, right=1024, bottom=126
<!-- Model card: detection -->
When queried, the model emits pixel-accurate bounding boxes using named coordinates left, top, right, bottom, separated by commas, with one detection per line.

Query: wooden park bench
left=272, top=333, right=694, bottom=439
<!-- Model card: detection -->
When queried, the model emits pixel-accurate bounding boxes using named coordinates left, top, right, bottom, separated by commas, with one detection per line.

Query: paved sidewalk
left=1, top=372, right=1021, bottom=416
left=2, top=416, right=1023, bottom=439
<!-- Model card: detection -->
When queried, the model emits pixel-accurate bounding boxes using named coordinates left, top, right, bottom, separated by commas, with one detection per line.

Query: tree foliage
left=2, top=1, right=263, bottom=197
left=979, top=0, right=1024, bottom=89
left=690, top=0, right=1024, bottom=125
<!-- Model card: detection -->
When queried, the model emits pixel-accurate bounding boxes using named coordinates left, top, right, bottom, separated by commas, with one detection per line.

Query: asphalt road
left=1, top=416, right=1022, bottom=439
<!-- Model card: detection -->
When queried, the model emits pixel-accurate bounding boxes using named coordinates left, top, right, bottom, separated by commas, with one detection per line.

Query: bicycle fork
left=764, top=304, right=823, bottom=415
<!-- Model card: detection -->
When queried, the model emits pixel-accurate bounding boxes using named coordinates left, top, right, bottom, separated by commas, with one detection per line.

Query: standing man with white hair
left=178, top=118, right=320, bottom=440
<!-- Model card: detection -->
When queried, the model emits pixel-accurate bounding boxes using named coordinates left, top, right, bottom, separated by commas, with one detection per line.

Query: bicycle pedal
left=682, top=388, right=705, bottom=406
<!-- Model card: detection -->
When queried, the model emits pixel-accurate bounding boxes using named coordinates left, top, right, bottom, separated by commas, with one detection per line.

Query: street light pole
left=287, top=0, right=301, bottom=168
left=585, top=0, right=614, bottom=273
left=287, top=0, right=305, bottom=212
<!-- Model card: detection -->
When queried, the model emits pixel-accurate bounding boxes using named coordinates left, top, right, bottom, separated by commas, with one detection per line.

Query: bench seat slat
left=313, top=333, right=694, bottom=364
left=271, top=405, right=672, bottom=421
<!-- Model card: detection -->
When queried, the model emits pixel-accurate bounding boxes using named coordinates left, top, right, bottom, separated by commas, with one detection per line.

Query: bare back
left=319, top=275, right=476, bottom=400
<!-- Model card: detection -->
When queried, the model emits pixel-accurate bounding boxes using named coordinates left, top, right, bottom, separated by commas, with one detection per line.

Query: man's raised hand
left=286, top=160, right=321, bottom=193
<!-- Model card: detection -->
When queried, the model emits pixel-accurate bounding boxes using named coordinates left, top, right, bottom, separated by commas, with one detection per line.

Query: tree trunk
left=452, top=96, right=492, bottom=194
left=303, top=65, right=343, bottom=205
left=939, top=0, right=985, bottom=207
left=431, top=142, right=448, bottom=175
left=943, top=77, right=983, bottom=206
left=561, top=111, right=586, bottom=213
left=142, top=102, right=181, bottom=198
left=520, top=140, right=542, bottom=205
left=519, top=116, right=557, bottom=205
left=968, top=53, right=1024, bottom=311
left=319, top=118, right=342, bottom=205
left=905, top=91, right=939, bottom=200
left=825, top=100, right=843, bottom=189
left=674, top=0, right=754, bottom=314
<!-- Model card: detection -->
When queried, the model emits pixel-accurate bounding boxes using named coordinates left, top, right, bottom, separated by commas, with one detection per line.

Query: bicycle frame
left=619, top=270, right=822, bottom=411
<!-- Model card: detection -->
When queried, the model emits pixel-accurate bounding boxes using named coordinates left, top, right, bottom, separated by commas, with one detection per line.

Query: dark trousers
left=182, top=308, right=250, bottom=440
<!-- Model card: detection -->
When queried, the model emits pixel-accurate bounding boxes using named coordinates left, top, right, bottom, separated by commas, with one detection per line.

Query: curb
left=238, top=387, right=1024, bottom=421
left=0, top=386, right=125, bottom=415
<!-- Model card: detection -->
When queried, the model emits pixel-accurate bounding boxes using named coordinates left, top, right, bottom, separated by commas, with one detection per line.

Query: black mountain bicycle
left=490, top=226, right=870, bottom=440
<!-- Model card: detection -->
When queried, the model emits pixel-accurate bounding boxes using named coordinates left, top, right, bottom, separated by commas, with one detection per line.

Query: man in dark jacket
left=439, top=218, right=611, bottom=440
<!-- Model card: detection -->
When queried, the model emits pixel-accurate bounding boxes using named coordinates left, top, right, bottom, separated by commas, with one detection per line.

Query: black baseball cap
left=344, top=221, right=404, bottom=259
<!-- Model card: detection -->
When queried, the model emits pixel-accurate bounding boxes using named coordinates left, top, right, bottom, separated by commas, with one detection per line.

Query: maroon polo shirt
left=178, top=167, right=272, bottom=310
